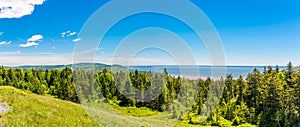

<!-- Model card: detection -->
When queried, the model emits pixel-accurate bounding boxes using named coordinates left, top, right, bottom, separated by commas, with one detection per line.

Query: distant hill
left=14, top=63, right=128, bottom=72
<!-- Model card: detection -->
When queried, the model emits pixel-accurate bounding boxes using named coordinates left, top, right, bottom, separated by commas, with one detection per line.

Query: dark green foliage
left=94, top=69, right=182, bottom=112
left=0, top=66, right=78, bottom=103
left=195, top=62, right=300, bottom=126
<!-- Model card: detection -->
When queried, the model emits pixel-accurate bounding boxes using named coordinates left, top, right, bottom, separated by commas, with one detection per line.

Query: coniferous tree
left=286, top=61, right=295, bottom=88
left=245, top=68, right=263, bottom=124
left=236, top=76, right=245, bottom=105
left=260, top=67, right=283, bottom=127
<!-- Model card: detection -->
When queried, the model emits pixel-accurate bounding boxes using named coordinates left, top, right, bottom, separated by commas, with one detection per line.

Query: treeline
left=1, top=62, right=300, bottom=126
left=73, top=69, right=183, bottom=112
left=198, top=62, right=300, bottom=127
left=0, top=67, right=78, bottom=102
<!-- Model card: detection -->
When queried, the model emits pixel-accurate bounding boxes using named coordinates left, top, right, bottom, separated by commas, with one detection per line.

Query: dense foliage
left=0, top=67, right=78, bottom=102
left=0, top=62, right=300, bottom=126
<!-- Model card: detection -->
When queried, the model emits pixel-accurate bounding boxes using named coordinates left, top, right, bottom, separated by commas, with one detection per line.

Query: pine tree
left=260, top=70, right=283, bottom=127
left=245, top=68, right=262, bottom=124
left=222, top=74, right=234, bottom=104
left=236, top=76, right=245, bottom=105
left=296, top=73, right=300, bottom=125
left=286, top=61, right=294, bottom=88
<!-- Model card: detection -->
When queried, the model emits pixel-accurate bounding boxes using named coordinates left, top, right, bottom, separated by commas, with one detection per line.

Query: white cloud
left=27, top=34, right=43, bottom=42
left=0, top=32, right=3, bottom=35
left=16, top=51, right=21, bottom=54
left=19, top=34, right=43, bottom=47
left=0, top=41, right=12, bottom=45
left=0, top=0, right=46, bottom=19
left=68, top=32, right=76, bottom=36
left=61, top=32, right=66, bottom=37
left=61, top=31, right=76, bottom=37
left=73, top=38, right=81, bottom=42
left=19, top=41, right=38, bottom=47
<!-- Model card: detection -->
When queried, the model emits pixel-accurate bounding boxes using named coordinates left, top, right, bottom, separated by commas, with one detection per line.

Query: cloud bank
left=0, top=52, right=73, bottom=66
left=0, top=0, right=46, bottom=19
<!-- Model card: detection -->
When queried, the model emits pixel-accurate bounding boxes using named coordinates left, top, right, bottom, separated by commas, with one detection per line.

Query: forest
left=0, top=62, right=300, bottom=127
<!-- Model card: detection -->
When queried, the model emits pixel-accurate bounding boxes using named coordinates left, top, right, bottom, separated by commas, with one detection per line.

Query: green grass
left=82, top=102, right=178, bottom=126
left=115, top=106, right=159, bottom=117
left=0, top=86, right=98, bottom=127
left=0, top=86, right=178, bottom=126
left=173, top=113, right=257, bottom=127
left=174, top=120, right=256, bottom=127
left=0, top=86, right=257, bottom=127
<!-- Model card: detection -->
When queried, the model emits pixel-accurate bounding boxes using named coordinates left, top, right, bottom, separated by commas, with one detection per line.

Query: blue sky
left=0, top=0, right=300, bottom=66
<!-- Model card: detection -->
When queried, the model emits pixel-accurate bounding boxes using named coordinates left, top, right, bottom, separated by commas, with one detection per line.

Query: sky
left=0, top=0, right=300, bottom=66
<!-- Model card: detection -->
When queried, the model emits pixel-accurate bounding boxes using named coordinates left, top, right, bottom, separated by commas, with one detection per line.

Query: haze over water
left=130, top=65, right=286, bottom=79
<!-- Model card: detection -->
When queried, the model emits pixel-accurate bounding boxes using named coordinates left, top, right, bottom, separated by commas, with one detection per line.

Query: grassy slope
left=0, top=86, right=256, bottom=127
left=0, top=86, right=175, bottom=127
left=0, top=86, right=98, bottom=127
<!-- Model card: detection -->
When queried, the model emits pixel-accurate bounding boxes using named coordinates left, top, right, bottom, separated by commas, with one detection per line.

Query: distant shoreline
left=1, top=63, right=290, bottom=79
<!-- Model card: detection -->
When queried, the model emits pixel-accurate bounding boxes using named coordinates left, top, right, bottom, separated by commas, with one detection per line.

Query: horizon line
left=1, top=62, right=292, bottom=67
